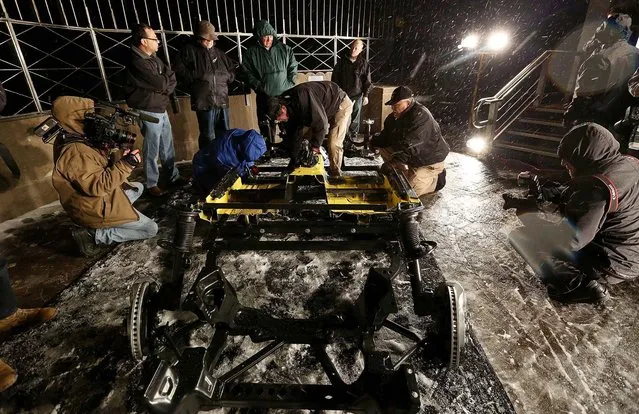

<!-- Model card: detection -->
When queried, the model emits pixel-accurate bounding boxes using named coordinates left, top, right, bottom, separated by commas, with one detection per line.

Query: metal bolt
left=259, top=228, right=265, bottom=234
left=304, top=228, right=311, bottom=234
left=407, top=368, right=413, bottom=374
left=350, top=228, right=356, bottom=233
left=411, top=391, right=419, bottom=399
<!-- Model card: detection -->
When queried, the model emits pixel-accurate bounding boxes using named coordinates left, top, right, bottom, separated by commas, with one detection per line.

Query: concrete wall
left=0, top=72, right=393, bottom=223
left=0, top=114, right=58, bottom=223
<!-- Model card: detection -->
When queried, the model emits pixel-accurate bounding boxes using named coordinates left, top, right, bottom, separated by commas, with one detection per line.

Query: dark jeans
left=348, top=94, right=363, bottom=139
left=256, top=92, right=275, bottom=146
left=0, top=258, right=18, bottom=319
left=196, top=107, right=230, bottom=150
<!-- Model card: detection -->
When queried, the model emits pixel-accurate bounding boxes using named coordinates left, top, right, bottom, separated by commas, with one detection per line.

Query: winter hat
left=197, top=20, right=218, bottom=41
left=385, top=86, right=414, bottom=105
left=253, top=20, right=277, bottom=37
left=557, top=123, right=621, bottom=174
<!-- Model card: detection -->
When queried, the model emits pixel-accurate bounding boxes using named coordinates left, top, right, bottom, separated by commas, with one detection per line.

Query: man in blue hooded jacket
left=241, top=20, right=298, bottom=147
left=192, top=128, right=267, bottom=197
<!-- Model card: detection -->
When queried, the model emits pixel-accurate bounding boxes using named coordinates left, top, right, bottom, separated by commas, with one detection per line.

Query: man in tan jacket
left=51, top=96, right=158, bottom=257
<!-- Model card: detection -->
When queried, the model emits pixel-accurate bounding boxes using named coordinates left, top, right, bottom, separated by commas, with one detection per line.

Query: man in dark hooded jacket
left=564, top=13, right=639, bottom=130
left=508, top=123, right=639, bottom=304
left=241, top=20, right=298, bottom=145
left=174, top=21, right=237, bottom=150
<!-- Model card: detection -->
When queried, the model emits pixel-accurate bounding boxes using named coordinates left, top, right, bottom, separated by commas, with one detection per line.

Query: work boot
left=548, top=279, right=610, bottom=304
left=0, top=307, right=57, bottom=340
left=71, top=228, right=101, bottom=258
left=0, top=359, right=17, bottom=392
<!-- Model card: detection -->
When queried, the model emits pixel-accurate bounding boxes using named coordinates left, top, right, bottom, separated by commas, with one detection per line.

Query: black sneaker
left=71, top=228, right=101, bottom=258
left=547, top=279, right=610, bottom=304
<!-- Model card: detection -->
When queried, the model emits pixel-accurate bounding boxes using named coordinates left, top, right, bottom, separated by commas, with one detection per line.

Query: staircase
left=473, top=50, right=581, bottom=165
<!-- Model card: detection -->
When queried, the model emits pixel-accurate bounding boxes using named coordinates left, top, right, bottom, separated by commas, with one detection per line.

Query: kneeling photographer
left=506, top=123, right=639, bottom=304
left=44, top=96, right=158, bottom=257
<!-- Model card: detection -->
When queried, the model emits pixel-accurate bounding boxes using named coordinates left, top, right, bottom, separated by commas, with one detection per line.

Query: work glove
left=362, top=96, right=369, bottom=106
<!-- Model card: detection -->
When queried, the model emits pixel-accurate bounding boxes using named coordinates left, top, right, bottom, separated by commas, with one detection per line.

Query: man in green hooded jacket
left=241, top=20, right=298, bottom=146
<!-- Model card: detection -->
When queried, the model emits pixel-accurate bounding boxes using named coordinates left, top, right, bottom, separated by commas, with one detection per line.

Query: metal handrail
left=473, top=50, right=578, bottom=132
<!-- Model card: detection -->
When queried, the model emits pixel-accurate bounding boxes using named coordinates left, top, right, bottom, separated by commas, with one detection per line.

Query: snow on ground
left=4, top=152, right=636, bottom=413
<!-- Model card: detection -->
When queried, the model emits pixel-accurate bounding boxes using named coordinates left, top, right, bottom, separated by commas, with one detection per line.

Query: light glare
left=460, top=34, right=479, bottom=49
left=486, top=31, right=510, bottom=51
left=467, top=136, right=488, bottom=153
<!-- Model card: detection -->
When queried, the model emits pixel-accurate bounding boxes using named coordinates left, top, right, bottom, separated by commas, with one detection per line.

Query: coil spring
left=173, top=210, right=199, bottom=252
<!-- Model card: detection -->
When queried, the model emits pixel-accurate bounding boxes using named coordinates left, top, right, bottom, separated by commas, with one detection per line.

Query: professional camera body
left=35, top=100, right=158, bottom=150
left=82, top=111, right=136, bottom=150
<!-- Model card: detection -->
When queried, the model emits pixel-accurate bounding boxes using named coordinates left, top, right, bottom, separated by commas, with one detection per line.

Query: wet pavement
left=0, top=152, right=637, bottom=413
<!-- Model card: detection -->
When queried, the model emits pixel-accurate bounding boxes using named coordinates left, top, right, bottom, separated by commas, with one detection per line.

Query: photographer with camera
left=507, top=123, right=639, bottom=304
left=125, top=23, right=182, bottom=197
left=50, top=96, right=158, bottom=257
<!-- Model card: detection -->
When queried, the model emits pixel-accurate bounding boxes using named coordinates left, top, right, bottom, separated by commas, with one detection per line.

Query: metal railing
left=0, top=0, right=392, bottom=117
left=473, top=50, right=580, bottom=141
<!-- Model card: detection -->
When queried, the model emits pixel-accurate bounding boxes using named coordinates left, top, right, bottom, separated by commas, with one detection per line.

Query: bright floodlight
left=486, top=31, right=510, bottom=52
left=467, top=136, right=488, bottom=153
left=460, top=34, right=479, bottom=49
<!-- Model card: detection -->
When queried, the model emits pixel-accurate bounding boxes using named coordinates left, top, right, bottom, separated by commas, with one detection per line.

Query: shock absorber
left=162, top=209, right=200, bottom=310
left=399, top=208, right=425, bottom=259
left=399, top=206, right=430, bottom=315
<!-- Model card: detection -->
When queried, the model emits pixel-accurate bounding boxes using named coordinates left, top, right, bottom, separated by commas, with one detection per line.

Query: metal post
left=470, top=53, right=486, bottom=126
left=486, top=101, right=500, bottom=141
left=84, top=0, right=112, bottom=101
left=366, top=37, right=370, bottom=61
left=236, top=21, right=243, bottom=64
left=534, top=57, right=550, bottom=107
left=333, top=36, right=338, bottom=66
left=2, top=18, right=42, bottom=112
left=30, top=0, right=41, bottom=23
left=154, top=0, right=171, bottom=67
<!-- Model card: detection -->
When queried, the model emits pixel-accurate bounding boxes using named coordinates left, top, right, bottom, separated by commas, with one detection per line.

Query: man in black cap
left=175, top=20, right=237, bottom=150
left=370, top=86, right=449, bottom=197
left=267, top=81, right=352, bottom=176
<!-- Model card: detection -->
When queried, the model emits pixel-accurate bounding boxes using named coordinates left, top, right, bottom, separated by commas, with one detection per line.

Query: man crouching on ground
left=51, top=96, right=158, bottom=257
left=370, top=86, right=449, bottom=198
left=508, top=123, right=639, bottom=304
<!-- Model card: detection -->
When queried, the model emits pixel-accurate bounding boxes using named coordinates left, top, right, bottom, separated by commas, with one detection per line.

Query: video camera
left=34, top=100, right=159, bottom=150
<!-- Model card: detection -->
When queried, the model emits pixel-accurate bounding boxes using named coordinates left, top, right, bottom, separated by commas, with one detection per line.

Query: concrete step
left=517, top=118, right=565, bottom=128
left=493, top=141, right=559, bottom=158
left=532, top=105, right=564, bottom=114
left=505, top=129, right=563, bottom=142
